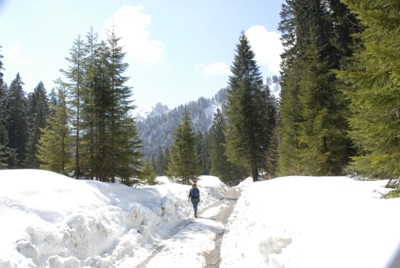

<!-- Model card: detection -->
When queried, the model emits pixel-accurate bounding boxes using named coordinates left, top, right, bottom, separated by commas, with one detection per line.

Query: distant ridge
left=135, top=78, right=281, bottom=160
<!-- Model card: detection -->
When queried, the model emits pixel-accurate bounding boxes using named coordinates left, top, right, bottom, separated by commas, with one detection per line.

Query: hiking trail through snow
left=132, top=187, right=241, bottom=268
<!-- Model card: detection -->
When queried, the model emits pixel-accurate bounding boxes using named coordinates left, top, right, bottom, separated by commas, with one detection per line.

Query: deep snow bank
left=0, top=170, right=227, bottom=267
left=220, top=176, right=400, bottom=268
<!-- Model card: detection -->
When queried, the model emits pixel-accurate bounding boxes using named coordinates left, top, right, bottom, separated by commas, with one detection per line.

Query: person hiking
left=188, top=182, right=200, bottom=218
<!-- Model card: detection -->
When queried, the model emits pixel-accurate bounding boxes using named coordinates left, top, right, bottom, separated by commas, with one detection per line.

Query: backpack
left=191, top=187, right=200, bottom=198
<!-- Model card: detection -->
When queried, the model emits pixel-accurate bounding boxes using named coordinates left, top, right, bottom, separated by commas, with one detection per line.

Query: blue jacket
left=189, top=186, right=200, bottom=199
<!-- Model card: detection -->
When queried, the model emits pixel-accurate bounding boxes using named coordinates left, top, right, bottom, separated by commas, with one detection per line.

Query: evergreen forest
left=0, top=0, right=399, bottom=188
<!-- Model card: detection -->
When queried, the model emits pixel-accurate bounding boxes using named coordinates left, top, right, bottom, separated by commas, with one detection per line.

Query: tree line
left=166, top=0, right=400, bottom=185
left=278, top=0, right=400, bottom=184
left=1, top=0, right=399, bottom=186
left=0, top=29, right=142, bottom=185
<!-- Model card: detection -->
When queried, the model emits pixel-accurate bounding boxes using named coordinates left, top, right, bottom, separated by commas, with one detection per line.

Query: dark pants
left=191, top=198, right=199, bottom=217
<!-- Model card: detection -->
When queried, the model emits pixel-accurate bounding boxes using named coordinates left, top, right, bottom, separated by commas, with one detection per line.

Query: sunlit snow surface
left=0, top=170, right=399, bottom=267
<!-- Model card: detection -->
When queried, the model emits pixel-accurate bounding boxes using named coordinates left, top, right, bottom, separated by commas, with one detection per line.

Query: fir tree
left=167, top=109, right=199, bottom=184
left=0, top=48, right=8, bottom=168
left=25, top=82, right=49, bottom=168
left=60, top=35, right=85, bottom=178
left=209, top=109, right=246, bottom=183
left=139, top=160, right=157, bottom=185
left=37, top=87, right=71, bottom=174
left=105, top=28, right=142, bottom=184
left=224, top=33, right=274, bottom=181
left=4, top=73, right=28, bottom=168
left=338, top=0, right=400, bottom=180
left=196, top=131, right=211, bottom=175
left=277, top=0, right=360, bottom=176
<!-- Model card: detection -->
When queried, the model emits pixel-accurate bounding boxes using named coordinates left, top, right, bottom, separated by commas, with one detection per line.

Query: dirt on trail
left=135, top=187, right=241, bottom=268
left=203, top=187, right=241, bottom=267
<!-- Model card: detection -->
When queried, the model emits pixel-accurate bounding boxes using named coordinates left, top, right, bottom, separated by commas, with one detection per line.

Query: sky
left=1, top=169, right=400, bottom=267
left=0, top=0, right=284, bottom=111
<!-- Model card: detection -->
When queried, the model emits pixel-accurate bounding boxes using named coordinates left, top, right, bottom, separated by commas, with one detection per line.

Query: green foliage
left=209, top=109, right=247, bottom=183
left=0, top=48, right=9, bottom=168
left=167, top=109, right=199, bottom=184
left=25, top=82, right=49, bottom=168
left=224, top=33, right=276, bottom=181
left=53, top=28, right=142, bottom=184
left=140, top=160, right=157, bottom=185
left=4, top=73, right=28, bottom=168
left=337, top=0, right=400, bottom=180
left=37, top=88, right=72, bottom=174
left=196, top=131, right=211, bottom=175
left=384, top=189, right=400, bottom=199
left=277, top=0, right=359, bottom=176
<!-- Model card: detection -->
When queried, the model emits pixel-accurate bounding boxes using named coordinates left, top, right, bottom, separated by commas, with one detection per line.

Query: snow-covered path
left=129, top=188, right=240, bottom=268
left=2, top=170, right=400, bottom=267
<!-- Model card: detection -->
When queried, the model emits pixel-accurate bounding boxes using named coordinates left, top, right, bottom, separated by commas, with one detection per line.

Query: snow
left=1, top=170, right=400, bottom=268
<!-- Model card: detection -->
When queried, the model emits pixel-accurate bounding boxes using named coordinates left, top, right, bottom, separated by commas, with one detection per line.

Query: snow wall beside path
left=0, top=170, right=228, bottom=268
left=220, top=176, right=400, bottom=268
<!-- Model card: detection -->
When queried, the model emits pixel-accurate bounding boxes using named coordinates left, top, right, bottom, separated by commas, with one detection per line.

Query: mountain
left=135, top=78, right=281, bottom=160
left=135, top=88, right=228, bottom=160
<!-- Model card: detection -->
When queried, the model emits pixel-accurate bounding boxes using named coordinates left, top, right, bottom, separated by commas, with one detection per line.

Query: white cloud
left=4, top=44, right=22, bottom=61
left=202, top=62, right=231, bottom=76
left=245, top=25, right=283, bottom=75
left=103, top=5, right=165, bottom=65
left=21, top=58, right=34, bottom=66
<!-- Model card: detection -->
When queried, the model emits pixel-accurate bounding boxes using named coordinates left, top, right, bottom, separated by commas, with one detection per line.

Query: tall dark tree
left=60, top=35, right=85, bottom=178
left=196, top=131, right=211, bottom=175
left=209, top=108, right=246, bottom=183
left=4, top=73, right=28, bottom=168
left=80, top=28, right=99, bottom=180
left=224, top=33, right=274, bottom=181
left=104, top=29, right=142, bottom=184
left=25, top=82, right=49, bottom=168
left=0, top=48, right=8, bottom=168
left=153, top=147, right=169, bottom=175
left=338, top=0, right=400, bottom=180
left=167, top=109, right=199, bottom=184
left=277, top=0, right=360, bottom=176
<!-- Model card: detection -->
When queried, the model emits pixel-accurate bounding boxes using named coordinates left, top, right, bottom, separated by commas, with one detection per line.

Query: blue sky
left=1, top=0, right=284, bottom=110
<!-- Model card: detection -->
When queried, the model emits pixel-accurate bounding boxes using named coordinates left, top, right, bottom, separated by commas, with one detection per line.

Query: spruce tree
left=196, top=131, right=211, bottom=175
left=0, top=48, right=8, bottom=168
left=338, top=0, right=400, bottom=180
left=4, top=73, right=28, bottom=168
left=277, top=0, right=360, bottom=176
left=25, top=82, right=49, bottom=168
left=167, top=109, right=199, bottom=184
left=105, top=29, right=142, bottom=184
left=60, top=35, right=85, bottom=178
left=80, top=29, right=99, bottom=180
left=37, top=87, right=71, bottom=174
left=224, top=33, right=273, bottom=181
left=139, top=160, right=157, bottom=185
left=209, top=108, right=246, bottom=183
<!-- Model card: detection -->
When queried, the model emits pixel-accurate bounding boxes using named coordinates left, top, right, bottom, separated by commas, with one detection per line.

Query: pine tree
left=167, top=109, right=199, bottom=184
left=209, top=108, right=246, bottom=183
left=224, top=33, right=274, bottom=181
left=60, top=35, right=85, bottom=178
left=196, top=131, right=211, bottom=175
left=338, top=0, right=400, bottom=180
left=0, top=48, right=8, bottom=168
left=277, top=0, right=360, bottom=176
left=153, top=147, right=169, bottom=175
left=4, top=73, right=28, bottom=168
left=25, top=82, right=49, bottom=168
left=80, top=29, right=99, bottom=180
left=37, top=87, right=72, bottom=174
left=105, top=28, right=142, bottom=184
left=139, top=160, right=157, bottom=185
